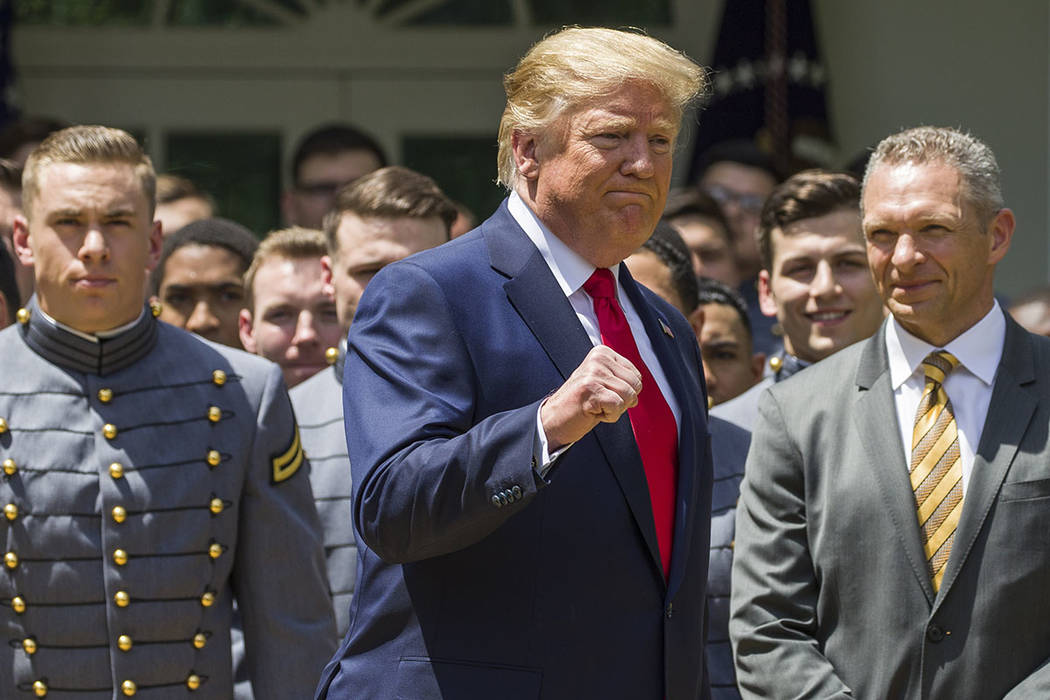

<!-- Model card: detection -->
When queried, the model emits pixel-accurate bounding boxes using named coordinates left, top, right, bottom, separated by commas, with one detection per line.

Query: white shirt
left=886, top=303, right=1005, bottom=494
left=508, top=192, right=682, bottom=471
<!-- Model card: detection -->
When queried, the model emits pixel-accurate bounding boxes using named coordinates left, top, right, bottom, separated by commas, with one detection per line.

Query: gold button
left=4, top=503, right=17, bottom=520
left=208, top=543, right=223, bottom=559
left=206, top=450, right=221, bottom=467
left=121, top=680, right=137, bottom=696
left=103, top=423, right=117, bottom=440
left=200, top=590, right=215, bottom=607
left=32, top=680, right=46, bottom=697
left=186, top=674, right=201, bottom=691
left=16, top=308, right=29, bottom=325
left=212, top=369, right=227, bottom=386
left=209, top=498, right=223, bottom=515
left=207, top=406, right=222, bottom=423
left=192, top=632, right=207, bottom=649
left=2, top=458, right=15, bottom=476
left=114, top=590, right=130, bottom=607
left=4, top=551, right=17, bottom=569
left=0, top=417, right=7, bottom=433
left=109, top=462, right=124, bottom=479
left=769, top=355, right=783, bottom=372
left=325, top=346, right=339, bottom=365
left=150, top=299, right=163, bottom=317
left=22, top=637, right=36, bottom=655
left=117, top=634, right=132, bottom=651
left=113, top=549, right=128, bottom=566
left=98, top=388, right=113, bottom=403
left=112, top=506, right=127, bottom=524
left=12, top=596, right=26, bottom=614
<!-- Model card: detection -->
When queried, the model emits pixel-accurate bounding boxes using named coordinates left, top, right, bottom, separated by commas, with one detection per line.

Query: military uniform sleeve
left=729, top=390, right=853, bottom=699
left=232, top=363, right=337, bottom=700
left=346, top=261, right=547, bottom=565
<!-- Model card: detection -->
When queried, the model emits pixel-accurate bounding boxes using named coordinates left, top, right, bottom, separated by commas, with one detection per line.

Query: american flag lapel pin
left=659, top=318, right=674, bottom=338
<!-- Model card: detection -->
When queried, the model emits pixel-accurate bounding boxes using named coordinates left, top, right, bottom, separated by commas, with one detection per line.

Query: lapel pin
left=659, top=318, right=675, bottom=338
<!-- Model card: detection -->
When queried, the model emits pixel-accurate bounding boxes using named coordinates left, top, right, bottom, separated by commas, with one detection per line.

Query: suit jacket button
left=498, top=492, right=509, bottom=506
left=927, top=624, right=945, bottom=643
left=491, top=495, right=502, bottom=508
left=511, top=485, right=522, bottom=499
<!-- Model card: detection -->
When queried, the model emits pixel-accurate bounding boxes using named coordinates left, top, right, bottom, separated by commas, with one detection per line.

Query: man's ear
left=238, top=308, right=257, bottom=353
left=145, top=220, right=163, bottom=272
left=279, top=189, right=298, bottom=227
left=320, top=255, right=335, bottom=296
left=757, top=270, right=778, bottom=317
left=987, top=207, right=1015, bottom=265
left=12, top=215, right=33, bottom=267
left=688, top=306, right=704, bottom=339
left=511, top=130, right=541, bottom=181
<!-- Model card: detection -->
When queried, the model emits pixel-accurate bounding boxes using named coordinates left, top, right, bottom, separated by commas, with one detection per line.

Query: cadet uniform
left=0, top=299, right=336, bottom=699
left=289, top=343, right=356, bottom=637
left=710, top=351, right=810, bottom=431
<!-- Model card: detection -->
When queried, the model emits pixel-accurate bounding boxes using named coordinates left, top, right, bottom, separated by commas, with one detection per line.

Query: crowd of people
left=0, top=24, right=1047, bottom=700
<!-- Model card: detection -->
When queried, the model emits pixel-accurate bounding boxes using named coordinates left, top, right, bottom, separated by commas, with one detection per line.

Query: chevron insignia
left=271, top=425, right=304, bottom=483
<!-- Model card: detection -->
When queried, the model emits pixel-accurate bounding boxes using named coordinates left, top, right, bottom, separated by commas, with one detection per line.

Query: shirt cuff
left=534, top=403, right=571, bottom=479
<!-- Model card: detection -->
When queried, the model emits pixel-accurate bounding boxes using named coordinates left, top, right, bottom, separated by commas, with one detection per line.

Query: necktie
left=910, top=350, right=963, bottom=592
left=583, top=268, right=678, bottom=579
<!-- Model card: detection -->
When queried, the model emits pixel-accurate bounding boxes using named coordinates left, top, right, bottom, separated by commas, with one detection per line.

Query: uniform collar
left=771, top=350, right=810, bottom=382
left=18, top=296, right=158, bottom=376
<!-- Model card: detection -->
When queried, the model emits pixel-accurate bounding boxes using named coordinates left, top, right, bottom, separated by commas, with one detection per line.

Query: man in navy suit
left=316, top=27, right=710, bottom=700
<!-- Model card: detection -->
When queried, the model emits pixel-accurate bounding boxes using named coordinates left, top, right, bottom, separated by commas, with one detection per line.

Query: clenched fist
left=540, top=344, right=642, bottom=452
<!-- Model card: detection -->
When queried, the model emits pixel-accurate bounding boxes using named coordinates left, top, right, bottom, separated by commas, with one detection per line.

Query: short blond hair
left=497, top=27, right=706, bottom=189
left=244, top=226, right=327, bottom=306
left=23, top=125, right=156, bottom=217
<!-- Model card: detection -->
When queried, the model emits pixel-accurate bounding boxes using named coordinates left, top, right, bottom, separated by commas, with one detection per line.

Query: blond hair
left=244, top=226, right=328, bottom=306
left=497, top=27, right=706, bottom=188
left=23, top=125, right=156, bottom=217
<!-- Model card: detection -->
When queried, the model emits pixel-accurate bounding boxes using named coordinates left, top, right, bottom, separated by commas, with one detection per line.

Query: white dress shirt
left=885, top=303, right=1006, bottom=494
left=508, top=192, right=682, bottom=472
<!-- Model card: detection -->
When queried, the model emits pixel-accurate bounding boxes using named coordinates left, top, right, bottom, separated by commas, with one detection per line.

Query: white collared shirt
left=508, top=192, right=682, bottom=470
left=885, top=303, right=1006, bottom=494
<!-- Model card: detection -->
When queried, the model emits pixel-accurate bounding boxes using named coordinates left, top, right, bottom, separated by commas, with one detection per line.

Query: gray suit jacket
left=730, top=316, right=1050, bottom=699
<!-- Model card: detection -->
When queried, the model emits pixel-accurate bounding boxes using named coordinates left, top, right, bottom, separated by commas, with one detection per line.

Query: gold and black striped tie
left=910, top=350, right=963, bottom=592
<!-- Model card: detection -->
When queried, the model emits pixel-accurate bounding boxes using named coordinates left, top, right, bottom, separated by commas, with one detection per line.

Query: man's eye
left=220, top=289, right=244, bottom=303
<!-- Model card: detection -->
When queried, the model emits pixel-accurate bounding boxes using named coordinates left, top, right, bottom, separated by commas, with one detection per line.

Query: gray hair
left=863, top=126, right=1003, bottom=223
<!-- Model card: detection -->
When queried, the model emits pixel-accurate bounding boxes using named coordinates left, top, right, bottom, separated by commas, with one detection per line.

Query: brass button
left=187, top=674, right=201, bottom=691
left=4, top=503, right=17, bottom=520
left=32, top=680, right=46, bottom=697
left=207, top=406, right=222, bottom=423
left=769, top=355, right=783, bottom=372
left=12, top=596, right=26, bottom=614
left=114, top=590, right=130, bottom=607
left=121, top=680, right=137, bottom=696
left=0, top=417, right=7, bottom=433
left=200, top=590, right=215, bottom=607
left=98, top=388, right=113, bottom=403
left=325, top=346, right=338, bottom=365
left=212, top=369, right=227, bottom=386
left=2, top=458, right=15, bottom=476
left=103, top=423, right=118, bottom=440
left=206, top=450, right=221, bottom=467
left=117, top=634, right=132, bottom=651
left=208, top=543, right=223, bottom=559
left=209, top=498, right=223, bottom=515
left=192, top=632, right=207, bottom=649
left=113, top=549, right=128, bottom=566
left=109, top=462, right=124, bottom=479
left=150, top=299, right=163, bottom=317
left=4, top=551, right=17, bottom=569
left=22, top=637, right=36, bottom=655
left=112, top=506, right=127, bottom=524
left=16, top=308, right=29, bottom=325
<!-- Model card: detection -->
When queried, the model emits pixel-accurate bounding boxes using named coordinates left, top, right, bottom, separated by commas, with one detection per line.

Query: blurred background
left=3, top=0, right=1047, bottom=296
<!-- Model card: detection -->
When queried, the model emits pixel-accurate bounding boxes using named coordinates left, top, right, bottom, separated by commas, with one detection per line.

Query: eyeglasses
left=295, top=180, right=349, bottom=197
left=702, top=185, right=767, bottom=216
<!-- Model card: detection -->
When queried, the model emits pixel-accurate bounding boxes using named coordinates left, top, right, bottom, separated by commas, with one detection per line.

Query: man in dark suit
left=316, top=26, right=711, bottom=700
left=730, top=126, right=1050, bottom=698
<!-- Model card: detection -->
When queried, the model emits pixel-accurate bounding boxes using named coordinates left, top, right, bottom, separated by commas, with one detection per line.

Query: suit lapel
left=486, top=206, right=664, bottom=582
left=935, top=318, right=1037, bottom=605
left=853, top=329, right=936, bottom=605
left=619, top=267, right=705, bottom=596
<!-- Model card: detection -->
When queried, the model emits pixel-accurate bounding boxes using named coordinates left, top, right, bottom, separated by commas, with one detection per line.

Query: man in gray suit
left=730, top=126, right=1050, bottom=697
left=2, top=125, right=336, bottom=698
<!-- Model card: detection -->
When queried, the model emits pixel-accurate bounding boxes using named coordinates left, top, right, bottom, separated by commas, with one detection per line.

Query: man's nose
left=186, top=300, right=220, bottom=334
left=78, top=228, right=109, bottom=262
left=621, top=136, right=656, bottom=178
left=810, top=260, right=839, bottom=298
left=291, top=311, right=319, bottom=345
left=891, top=233, right=923, bottom=268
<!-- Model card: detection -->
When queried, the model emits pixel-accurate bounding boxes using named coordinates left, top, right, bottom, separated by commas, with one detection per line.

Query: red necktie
left=584, top=268, right=678, bottom=579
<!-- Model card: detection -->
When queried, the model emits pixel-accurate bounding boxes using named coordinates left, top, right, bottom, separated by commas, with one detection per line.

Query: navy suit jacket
left=315, top=201, right=714, bottom=700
